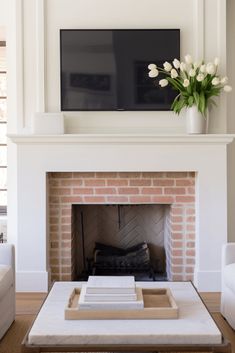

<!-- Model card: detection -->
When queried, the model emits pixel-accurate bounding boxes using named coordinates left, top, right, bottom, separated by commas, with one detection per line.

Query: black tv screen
left=60, top=29, right=180, bottom=111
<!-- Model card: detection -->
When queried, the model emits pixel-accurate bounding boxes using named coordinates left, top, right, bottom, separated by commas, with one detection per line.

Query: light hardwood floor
left=16, top=292, right=235, bottom=352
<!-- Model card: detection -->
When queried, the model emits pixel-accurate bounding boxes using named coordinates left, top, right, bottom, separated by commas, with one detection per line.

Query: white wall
left=13, top=0, right=228, bottom=135
left=227, top=0, right=235, bottom=242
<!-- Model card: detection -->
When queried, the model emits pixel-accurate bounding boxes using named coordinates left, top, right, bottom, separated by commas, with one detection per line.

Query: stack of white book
left=78, top=276, right=144, bottom=310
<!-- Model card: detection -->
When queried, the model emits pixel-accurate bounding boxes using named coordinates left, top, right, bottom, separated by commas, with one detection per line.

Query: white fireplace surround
left=8, top=133, right=234, bottom=292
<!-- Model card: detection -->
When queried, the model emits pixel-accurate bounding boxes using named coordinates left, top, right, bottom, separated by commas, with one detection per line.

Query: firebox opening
left=72, top=204, right=170, bottom=281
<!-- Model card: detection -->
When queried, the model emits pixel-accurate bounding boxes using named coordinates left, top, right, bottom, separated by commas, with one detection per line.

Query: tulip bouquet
left=148, top=54, right=232, bottom=115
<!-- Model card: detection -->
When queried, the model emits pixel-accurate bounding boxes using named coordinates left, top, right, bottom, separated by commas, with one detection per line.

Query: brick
left=171, top=224, right=183, bottom=232
left=186, top=241, right=195, bottom=248
left=50, top=233, right=59, bottom=241
left=50, top=172, right=73, bottom=178
left=142, top=187, right=162, bottom=195
left=186, top=258, right=195, bottom=265
left=119, top=172, right=141, bottom=178
left=61, top=241, right=71, bottom=248
left=50, top=217, right=59, bottom=224
left=50, top=258, right=59, bottom=265
left=51, top=266, right=60, bottom=274
left=107, top=196, right=129, bottom=203
left=186, top=233, right=195, bottom=240
left=51, top=188, right=72, bottom=196
left=49, top=179, right=60, bottom=187
left=172, top=274, right=183, bottom=281
left=130, top=179, right=151, bottom=186
left=49, top=249, right=59, bottom=258
left=73, top=172, right=95, bottom=178
left=107, top=179, right=128, bottom=186
left=142, top=172, right=165, bottom=178
left=175, top=196, right=195, bottom=203
left=96, top=172, right=117, bottom=178
left=95, top=188, right=116, bottom=195
left=186, top=216, right=195, bottom=223
left=61, top=179, right=83, bottom=186
left=186, top=249, right=195, bottom=256
left=172, top=258, right=183, bottom=265
left=62, top=209, right=72, bottom=216
left=152, top=196, right=174, bottom=203
left=118, top=187, right=139, bottom=195
left=51, top=274, right=60, bottom=281
left=185, top=274, right=194, bottom=281
left=61, top=217, right=71, bottom=224
left=171, top=216, right=183, bottom=223
left=73, top=188, right=94, bottom=195
left=61, top=266, right=72, bottom=274
left=172, top=266, right=183, bottom=273
left=187, top=187, right=195, bottom=195
left=61, top=258, right=71, bottom=265
left=62, top=233, right=71, bottom=240
left=84, top=196, right=106, bottom=203
left=61, top=274, right=72, bottom=281
left=176, top=179, right=195, bottom=186
left=171, top=207, right=184, bottom=215
left=153, top=179, right=174, bottom=186
left=49, top=196, right=60, bottom=204
left=172, top=250, right=183, bottom=256
left=171, top=233, right=183, bottom=240
left=130, top=196, right=152, bottom=203
left=186, top=224, right=195, bottom=232
left=172, top=241, right=183, bottom=248
left=61, top=196, right=83, bottom=203
left=85, top=179, right=106, bottom=187
left=61, top=249, right=71, bottom=257
left=50, top=225, right=59, bottom=232
left=186, top=267, right=194, bottom=273
left=165, top=187, right=186, bottom=195
left=61, top=225, right=71, bottom=232
left=166, top=172, right=188, bottom=178
left=49, top=209, right=59, bottom=216
left=186, top=208, right=195, bottom=215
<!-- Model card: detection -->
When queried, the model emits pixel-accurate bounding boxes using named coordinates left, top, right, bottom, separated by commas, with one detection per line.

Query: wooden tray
left=65, top=288, right=178, bottom=320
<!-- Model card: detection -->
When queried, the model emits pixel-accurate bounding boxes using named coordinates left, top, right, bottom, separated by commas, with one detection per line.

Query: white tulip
left=193, top=61, right=201, bottom=70
left=200, top=64, right=206, bottom=73
left=183, top=79, right=190, bottom=88
left=163, top=61, right=172, bottom=72
left=212, top=77, right=220, bottom=86
left=224, top=85, right=232, bottom=92
left=189, top=69, right=196, bottom=77
left=206, top=63, right=216, bottom=75
left=196, top=73, right=204, bottom=82
left=173, top=58, right=180, bottom=69
left=185, top=54, right=193, bottom=64
left=159, top=79, right=169, bottom=87
left=180, top=62, right=187, bottom=71
left=214, top=57, right=220, bottom=66
left=148, top=63, right=157, bottom=70
left=171, top=69, right=178, bottom=79
left=148, top=69, right=159, bottom=78
left=221, top=76, right=228, bottom=85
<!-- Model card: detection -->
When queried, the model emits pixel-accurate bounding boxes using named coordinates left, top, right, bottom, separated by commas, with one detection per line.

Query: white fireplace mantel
left=8, top=133, right=235, bottom=292
left=8, top=133, right=235, bottom=145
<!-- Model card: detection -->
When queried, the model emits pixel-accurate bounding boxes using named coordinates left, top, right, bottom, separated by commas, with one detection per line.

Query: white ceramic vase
left=186, top=106, right=208, bottom=134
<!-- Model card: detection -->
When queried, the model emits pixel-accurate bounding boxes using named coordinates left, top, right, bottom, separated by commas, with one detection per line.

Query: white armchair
left=0, top=244, right=15, bottom=339
left=221, top=243, right=235, bottom=329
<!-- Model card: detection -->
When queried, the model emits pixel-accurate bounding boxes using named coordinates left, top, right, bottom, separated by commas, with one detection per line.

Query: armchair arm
left=222, top=243, right=235, bottom=267
left=0, top=244, right=15, bottom=269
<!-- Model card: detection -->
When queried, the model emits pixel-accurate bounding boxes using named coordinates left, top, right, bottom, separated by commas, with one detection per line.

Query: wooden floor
left=15, top=292, right=235, bottom=352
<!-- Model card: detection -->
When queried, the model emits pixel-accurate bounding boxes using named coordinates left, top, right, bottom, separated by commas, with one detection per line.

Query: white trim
left=16, top=0, right=24, bottom=129
left=8, top=133, right=235, bottom=145
left=35, top=0, right=45, bottom=112
left=193, top=0, right=205, bottom=59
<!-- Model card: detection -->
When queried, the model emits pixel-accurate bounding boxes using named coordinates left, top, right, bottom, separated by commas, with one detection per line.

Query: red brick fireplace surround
left=48, top=171, right=195, bottom=282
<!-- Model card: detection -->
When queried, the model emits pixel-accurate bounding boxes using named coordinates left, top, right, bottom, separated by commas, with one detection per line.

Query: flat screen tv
left=60, top=29, right=180, bottom=111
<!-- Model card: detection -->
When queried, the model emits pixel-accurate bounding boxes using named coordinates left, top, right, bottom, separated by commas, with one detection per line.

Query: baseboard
left=16, top=271, right=49, bottom=292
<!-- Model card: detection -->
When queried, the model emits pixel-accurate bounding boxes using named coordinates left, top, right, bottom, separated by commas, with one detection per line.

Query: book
left=86, top=276, right=135, bottom=294
left=83, top=286, right=137, bottom=302
left=78, top=286, right=144, bottom=311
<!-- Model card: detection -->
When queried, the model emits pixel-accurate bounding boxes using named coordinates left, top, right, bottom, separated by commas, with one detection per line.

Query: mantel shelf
left=8, top=133, right=235, bottom=145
